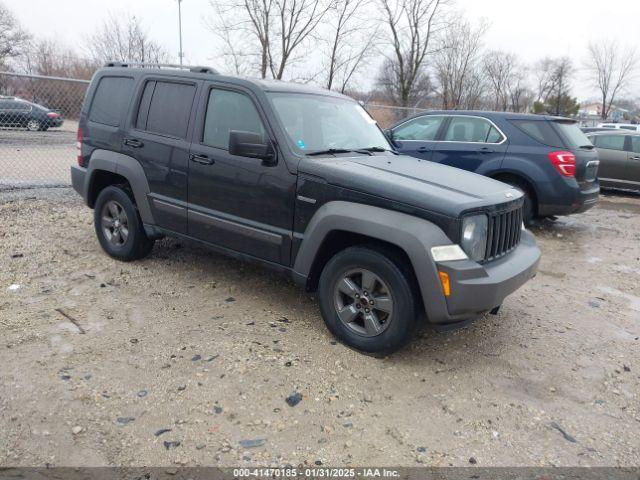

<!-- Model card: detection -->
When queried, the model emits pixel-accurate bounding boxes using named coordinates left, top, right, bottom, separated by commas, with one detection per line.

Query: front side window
left=594, top=134, right=626, bottom=151
left=393, top=116, right=445, bottom=141
left=268, top=93, right=391, bottom=153
left=202, top=89, right=266, bottom=149
left=630, top=136, right=640, bottom=154
left=444, top=117, right=504, bottom=143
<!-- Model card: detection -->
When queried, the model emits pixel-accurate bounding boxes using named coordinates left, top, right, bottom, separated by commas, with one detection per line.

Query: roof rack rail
left=103, top=62, right=219, bottom=75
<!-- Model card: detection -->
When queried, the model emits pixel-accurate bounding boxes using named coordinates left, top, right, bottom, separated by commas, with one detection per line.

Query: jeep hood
left=298, top=154, right=522, bottom=217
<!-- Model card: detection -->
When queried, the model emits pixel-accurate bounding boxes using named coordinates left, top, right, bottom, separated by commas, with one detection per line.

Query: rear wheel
left=318, top=246, right=418, bottom=355
left=94, top=185, right=154, bottom=261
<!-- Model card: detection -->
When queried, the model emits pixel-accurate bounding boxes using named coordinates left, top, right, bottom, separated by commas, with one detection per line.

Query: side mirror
left=229, top=130, right=276, bottom=165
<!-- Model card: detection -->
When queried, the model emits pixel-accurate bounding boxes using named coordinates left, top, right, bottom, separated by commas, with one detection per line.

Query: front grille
left=485, top=205, right=523, bottom=262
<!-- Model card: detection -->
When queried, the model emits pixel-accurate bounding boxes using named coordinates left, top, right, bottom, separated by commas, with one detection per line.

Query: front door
left=391, top=115, right=447, bottom=161
left=627, top=135, right=640, bottom=187
left=187, top=84, right=296, bottom=265
left=430, top=116, right=508, bottom=174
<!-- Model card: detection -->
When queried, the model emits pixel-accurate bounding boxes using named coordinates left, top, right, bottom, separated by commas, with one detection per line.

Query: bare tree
left=434, top=18, right=487, bottom=110
left=88, top=14, right=171, bottom=64
left=324, top=0, right=377, bottom=92
left=22, top=39, right=99, bottom=79
left=207, top=0, right=332, bottom=80
left=483, top=51, right=517, bottom=111
left=0, top=2, right=31, bottom=67
left=377, top=0, right=449, bottom=107
left=586, top=40, right=638, bottom=120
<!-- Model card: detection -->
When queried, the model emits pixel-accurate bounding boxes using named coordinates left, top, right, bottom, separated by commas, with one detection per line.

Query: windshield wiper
left=358, top=146, right=400, bottom=155
left=307, top=148, right=370, bottom=157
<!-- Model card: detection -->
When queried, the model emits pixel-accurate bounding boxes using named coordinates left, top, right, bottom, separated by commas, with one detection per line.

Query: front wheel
left=506, top=181, right=535, bottom=224
left=318, top=246, right=418, bottom=355
left=26, top=119, right=42, bottom=131
left=94, top=185, right=155, bottom=261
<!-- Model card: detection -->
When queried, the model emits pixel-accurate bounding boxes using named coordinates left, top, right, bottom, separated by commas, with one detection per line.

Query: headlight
left=461, top=214, right=488, bottom=262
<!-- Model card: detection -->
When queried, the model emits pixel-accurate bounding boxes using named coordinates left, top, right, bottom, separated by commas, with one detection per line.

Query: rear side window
left=393, top=116, right=444, bottom=141
left=202, top=89, right=265, bottom=149
left=443, top=116, right=504, bottom=143
left=137, top=81, right=196, bottom=139
left=511, top=120, right=564, bottom=148
left=89, top=76, right=134, bottom=127
left=630, top=136, right=640, bottom=154
left=593, top=134, right=626, bottom=151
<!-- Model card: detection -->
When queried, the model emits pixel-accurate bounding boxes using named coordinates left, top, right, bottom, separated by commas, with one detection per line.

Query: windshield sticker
left=297, top=139, right=306, bottom=149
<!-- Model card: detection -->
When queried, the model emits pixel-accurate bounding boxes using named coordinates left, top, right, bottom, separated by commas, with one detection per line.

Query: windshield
left=267, top=92, right=392, bottom=154
left=554, top=121, right=593, bottom=148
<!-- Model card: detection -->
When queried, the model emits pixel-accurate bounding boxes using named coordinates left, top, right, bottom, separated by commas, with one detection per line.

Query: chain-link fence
left=0, top=72, right=425, bottom=191
left=0, top=72, right=89, bottom=189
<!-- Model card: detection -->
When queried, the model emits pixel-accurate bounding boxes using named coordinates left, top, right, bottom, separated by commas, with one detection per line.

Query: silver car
left=586, top=131, right=640, bottom=192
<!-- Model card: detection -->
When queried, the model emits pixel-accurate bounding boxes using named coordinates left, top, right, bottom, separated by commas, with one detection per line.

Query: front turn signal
left=438, top=271, right=451, bottom=297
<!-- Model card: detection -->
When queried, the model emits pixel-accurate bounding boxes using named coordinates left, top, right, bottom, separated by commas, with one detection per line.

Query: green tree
left=533, top=95, right=579, bottom=117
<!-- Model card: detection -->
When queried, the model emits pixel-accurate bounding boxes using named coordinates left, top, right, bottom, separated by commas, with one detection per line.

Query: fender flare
left=292, top=201, right=454, bottom=323
left=85, top=149, right=154, bottom=224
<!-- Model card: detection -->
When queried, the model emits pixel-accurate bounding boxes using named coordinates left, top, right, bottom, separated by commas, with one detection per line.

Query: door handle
left=631, top=156, right=640, bottom=161
left=123, top=138, right=143, bottom=148
left=477, top=147, right=494, bottom=154
left=417, top=146, right=430, bottom=153
left=189, top=153, right=215, bottom=165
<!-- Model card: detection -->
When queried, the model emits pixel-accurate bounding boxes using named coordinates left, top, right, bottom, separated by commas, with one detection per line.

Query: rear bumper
left=70, top=165, right=87, bottom=201
left=428, top=230, right=540, bottom=324
left=538, top=179, right=599, bottom=217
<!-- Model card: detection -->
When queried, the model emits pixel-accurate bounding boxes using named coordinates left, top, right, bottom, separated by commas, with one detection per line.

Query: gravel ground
left=0, top=188, right=639, bottom=468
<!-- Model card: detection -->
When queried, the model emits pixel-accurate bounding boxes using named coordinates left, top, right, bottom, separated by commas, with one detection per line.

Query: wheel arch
left=489, top=170, right=539, bottom=215
left=85, top=150, right=154, bottom=224
left=292, top=201, right=454, bottom=323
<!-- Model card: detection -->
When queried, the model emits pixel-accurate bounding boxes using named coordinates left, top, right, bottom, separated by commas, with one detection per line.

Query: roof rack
left=103, top=62, right=219, bottom=75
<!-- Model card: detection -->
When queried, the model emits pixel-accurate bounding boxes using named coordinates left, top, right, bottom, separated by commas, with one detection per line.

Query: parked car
left=387, top=111, right=600, bottom=222
left=70, top=63, right=540, bottom=355
left=585, top=130, right=640, bottom=192
left=597, top=123, right=640, bottom=132
left=0, top=96, right=64, bottom=131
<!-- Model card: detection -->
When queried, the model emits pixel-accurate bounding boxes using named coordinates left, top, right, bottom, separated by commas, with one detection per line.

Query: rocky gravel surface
left=0, top=188, right=639, bottom=467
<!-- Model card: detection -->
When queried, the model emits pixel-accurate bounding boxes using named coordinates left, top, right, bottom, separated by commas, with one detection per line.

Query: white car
left=597, top=123, right=640, bottom=132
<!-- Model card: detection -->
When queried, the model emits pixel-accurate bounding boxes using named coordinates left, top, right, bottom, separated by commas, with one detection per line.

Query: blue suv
left=387, top=111, right=600, bottom=222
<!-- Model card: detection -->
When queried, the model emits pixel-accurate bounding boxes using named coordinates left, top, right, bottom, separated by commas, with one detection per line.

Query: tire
left=318, top=246, right=418, bottom=355
left=93, top=185, right=155, bottom=261
left=26, top=119, right=41, bottom=131
left=506, top=180, right=535, bottom=224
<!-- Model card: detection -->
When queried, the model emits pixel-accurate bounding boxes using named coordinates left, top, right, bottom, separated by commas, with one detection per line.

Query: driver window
left=393, top=115, right=445, bottom=141
left=203, top=89, right=266, bottom=149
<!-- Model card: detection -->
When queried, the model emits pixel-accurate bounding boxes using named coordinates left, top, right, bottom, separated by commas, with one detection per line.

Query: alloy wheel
left=101, top=200, right=129, bottom=247
left=333, top=268, right=394, bottom=337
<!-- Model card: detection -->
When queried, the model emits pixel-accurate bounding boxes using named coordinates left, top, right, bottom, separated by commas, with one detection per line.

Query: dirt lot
left=0, top=188, right=639, bottom=468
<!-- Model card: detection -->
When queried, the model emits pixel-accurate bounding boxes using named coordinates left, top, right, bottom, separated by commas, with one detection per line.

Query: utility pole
left=177, top=0, right=184, bottom=66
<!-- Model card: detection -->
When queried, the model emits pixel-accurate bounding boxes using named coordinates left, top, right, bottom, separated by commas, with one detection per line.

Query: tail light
left=548, top=151, right=576, bottom=177
left=47, top=112, right=60, bottom=118
left=76, top=127, right=84, bottom=167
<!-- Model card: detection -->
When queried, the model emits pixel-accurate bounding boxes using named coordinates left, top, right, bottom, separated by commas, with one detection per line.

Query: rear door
left=122, top=77, right=201, bottom=234
left=390, top=115, right=446, bottom=161
left=589, top=133, right=628, bottom=182
left=430, top=115, right=508, bottom=173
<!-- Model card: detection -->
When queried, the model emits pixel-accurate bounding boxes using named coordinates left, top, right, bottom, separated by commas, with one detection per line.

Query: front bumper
left=429, top=229, right=540, bottom=324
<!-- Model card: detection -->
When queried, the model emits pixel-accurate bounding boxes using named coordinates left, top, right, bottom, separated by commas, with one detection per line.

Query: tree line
left=0, top=0, right=638, bottom=120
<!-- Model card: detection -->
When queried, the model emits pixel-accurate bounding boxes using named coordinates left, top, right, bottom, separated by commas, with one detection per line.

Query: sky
left=7, top=0, right=640, bottom=101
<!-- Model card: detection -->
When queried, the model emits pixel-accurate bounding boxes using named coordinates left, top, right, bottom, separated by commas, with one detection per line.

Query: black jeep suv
left=71, top=63, right=540, bottom=355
